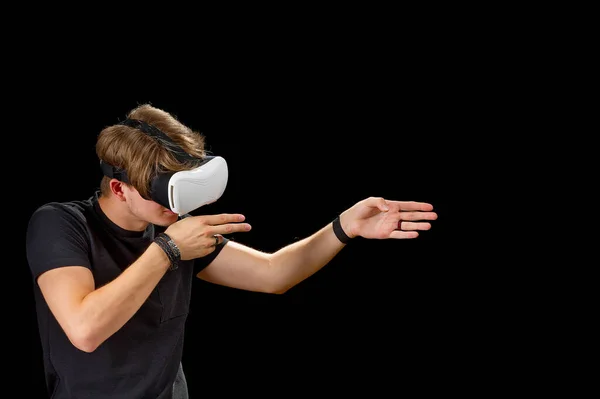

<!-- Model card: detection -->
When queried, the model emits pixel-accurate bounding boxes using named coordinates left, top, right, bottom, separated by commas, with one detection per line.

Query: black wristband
left=154, top=233, right=181, bottom=271
left=332, top=216, right=352, bottom=244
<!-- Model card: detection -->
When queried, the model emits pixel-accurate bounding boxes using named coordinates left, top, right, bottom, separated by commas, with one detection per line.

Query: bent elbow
left=263, top=287, right=288, bottom=295
left=66, top=325, right=101, bottom=353
left=263, top=257, right=292, bottom=295
left=271, top=286, right=290, bottom=295
left=263, top=280, right=292, bottom=295
left=74, top=338, right=100, bottom=353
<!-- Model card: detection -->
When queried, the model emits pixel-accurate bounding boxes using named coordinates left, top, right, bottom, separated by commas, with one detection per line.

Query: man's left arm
left=196, top=197, right=437, bottom=294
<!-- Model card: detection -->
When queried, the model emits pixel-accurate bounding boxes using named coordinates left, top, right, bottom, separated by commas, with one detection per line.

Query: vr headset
left=100, top=118, right=228, bottom=216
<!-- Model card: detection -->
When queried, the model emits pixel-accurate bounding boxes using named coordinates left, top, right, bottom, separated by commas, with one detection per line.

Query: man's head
left=96, top=104, right=208, bottom=227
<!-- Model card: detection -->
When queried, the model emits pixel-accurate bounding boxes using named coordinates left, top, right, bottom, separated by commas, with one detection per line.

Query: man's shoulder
left=28, top=195, right=96, bottom=229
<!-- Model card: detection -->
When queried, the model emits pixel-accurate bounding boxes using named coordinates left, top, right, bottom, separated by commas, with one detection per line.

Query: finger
left=398, top=211, right=438, bottom=221
left=197, top=213, right=246, bottom=225
left=214, top=234, right=223, bottom=246
left=388, top=230, right=419, bottom=239
left=203, top=235, right=220, bottom=249
left=210, top=222, right=252, bottom=236
left=389, top=201, right=434, bottom=212
left=399, top=221, right=431, bottom=231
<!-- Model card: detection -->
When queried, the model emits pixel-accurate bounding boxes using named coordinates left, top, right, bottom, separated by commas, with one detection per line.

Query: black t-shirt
left=26, top=192, right=228, bottom=399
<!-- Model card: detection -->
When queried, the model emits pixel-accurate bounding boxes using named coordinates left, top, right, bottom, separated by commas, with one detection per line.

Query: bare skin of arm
left=198, top=221, right=344, bottom=294
left=37, top=243, right=170, bottom=353
left=199, top=197, right=438, bottom=294
left=37, top=213, right=251, bottom=353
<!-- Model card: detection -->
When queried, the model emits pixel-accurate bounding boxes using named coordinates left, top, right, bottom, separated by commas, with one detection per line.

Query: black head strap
left=100, top=118, right=200, bottom=183
left=118, top=118, right=196, bottom=163
left=99, top=159, right=129, bottom=182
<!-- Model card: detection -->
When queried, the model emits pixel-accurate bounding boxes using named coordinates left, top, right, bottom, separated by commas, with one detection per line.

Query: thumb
left=370, top=197, right=389, bottom=212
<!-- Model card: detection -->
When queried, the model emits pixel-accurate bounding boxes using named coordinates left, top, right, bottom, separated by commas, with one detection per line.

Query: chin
left=154, top=212, right=179, bottom=226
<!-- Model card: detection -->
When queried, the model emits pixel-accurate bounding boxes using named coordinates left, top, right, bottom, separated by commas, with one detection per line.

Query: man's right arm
left=37, top=243, right=170, bottom=353
left=28, top=206, right=250, bottom=353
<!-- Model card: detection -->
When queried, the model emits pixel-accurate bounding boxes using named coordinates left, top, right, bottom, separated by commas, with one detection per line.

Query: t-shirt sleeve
left=193, top=237, right=229, bottom=274
left=26, top=204, right=91, bottom=283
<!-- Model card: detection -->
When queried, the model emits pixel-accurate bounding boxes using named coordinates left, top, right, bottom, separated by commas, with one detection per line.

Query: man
left=26, top=103, right=438, bottom=398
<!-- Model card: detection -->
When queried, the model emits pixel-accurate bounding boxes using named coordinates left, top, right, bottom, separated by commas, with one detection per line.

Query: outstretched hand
left=341, top=197, right=437, bottom=240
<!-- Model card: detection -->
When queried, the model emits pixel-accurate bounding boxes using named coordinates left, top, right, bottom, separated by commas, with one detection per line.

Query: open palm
left=348, top=197, right=437, bottom=240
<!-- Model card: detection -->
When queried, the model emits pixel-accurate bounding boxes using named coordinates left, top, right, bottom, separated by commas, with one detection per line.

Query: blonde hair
left=96, top=104, right=207, bottom=199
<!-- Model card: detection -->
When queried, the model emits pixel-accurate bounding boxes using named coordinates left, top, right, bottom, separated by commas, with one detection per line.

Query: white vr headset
left=100, top=118, right=228, bottom=216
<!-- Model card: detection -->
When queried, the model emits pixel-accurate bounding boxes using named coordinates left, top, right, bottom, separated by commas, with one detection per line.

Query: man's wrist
left=153, top=233, right=181, bottom=271
left=332, top=215, right=353, bottom=244
left=151, top=242, right=172, bottom=268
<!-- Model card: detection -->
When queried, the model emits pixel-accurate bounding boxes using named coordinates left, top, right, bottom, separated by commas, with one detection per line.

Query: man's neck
left=97, top=195, right=149, bottom=232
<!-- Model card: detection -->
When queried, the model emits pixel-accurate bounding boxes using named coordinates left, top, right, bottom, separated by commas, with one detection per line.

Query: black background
left=16, top=41, right=484, bottom=396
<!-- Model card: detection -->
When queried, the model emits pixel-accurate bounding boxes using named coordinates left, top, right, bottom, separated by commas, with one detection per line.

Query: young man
left=26, top=104, right=438, bottom=398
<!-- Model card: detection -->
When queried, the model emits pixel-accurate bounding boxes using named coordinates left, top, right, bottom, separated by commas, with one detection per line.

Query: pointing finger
left=196, top=213, right=246, bottom=225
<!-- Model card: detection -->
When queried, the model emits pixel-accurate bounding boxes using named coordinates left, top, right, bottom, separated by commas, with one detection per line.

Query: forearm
left=269, top=222, right=345, bottom=293
left=76, top=243, right=170, bottom=351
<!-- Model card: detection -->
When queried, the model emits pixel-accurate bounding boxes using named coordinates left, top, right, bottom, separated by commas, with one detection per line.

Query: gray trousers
left=172, top=362, right=189, bottom=399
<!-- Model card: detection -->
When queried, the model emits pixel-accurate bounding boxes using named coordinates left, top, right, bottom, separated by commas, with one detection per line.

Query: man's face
left=123, top=184, right=179, bottom=227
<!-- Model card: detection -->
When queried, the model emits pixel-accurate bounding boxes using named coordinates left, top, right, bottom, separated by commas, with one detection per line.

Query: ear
left=108, top=179, right=127, bottom=201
